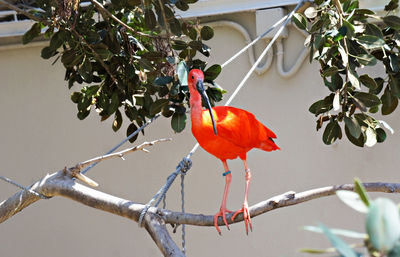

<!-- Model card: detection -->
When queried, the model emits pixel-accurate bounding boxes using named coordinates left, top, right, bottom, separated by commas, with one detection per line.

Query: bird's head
left=188, top=69, right=218, bottom=135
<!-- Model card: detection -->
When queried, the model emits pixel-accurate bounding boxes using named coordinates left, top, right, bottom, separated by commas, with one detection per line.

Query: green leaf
left=356, top=54, right=377, bottom=66
left=344, top=116, right=361, bottom=138
left=201, top=26, right=214, bottom=40
left=204, top=64, right=222, bottom=81
left=41, top=46, right=56, bottom=59
left=50, top=30, right=67, bottom=51
left=171, top=112, right=186, bottom=132
left=336, top=190, right=368, bottom=213
left=309, top=94, right=334, bottom=115
left=381, top=87, right=398, bottom=115
left=353, top=92, right=381, bottom=107
left=78, top=58, right=93, bottom=83
left=389, top=54, right=399, bottom=73
left=348, top=68, right=360, bottom=90
left=359, top=74, right=377, bottom=90
left=354, top=178, right=370, bottom=206
left=356, top=35, right=386, bottom=49
left=112, top=109, right=122, bottom=132
left=71, top=92, right=82, bottom=103
left=388, top=241, right=400, bottom=257
left=345, top=123, right=365, bottom=147
left=383, top=15, right=400, bottom=30
left=299, top=248, right=334, bottom=254
left=367, top=198, right=400, bottom=252
left=22, top=22, right=41, bottom=45
left=376, top=128, right=387, bottom=143
left=365, top=23, right=384, bottom=39
left=323, top=120, right=342, bottom=145
left=385, top=0, right=399, bottom=11
left=154, top=76, right=173, bottom=86
left=77, top=110, right=90, bottom=120
left=303, top=225, right=367, bottom=238
left=108, top=91, right=120, bottom=115
left=172, top=40, right=188, bottom=50
left=319, top=223, right=358, bottom=257
left=177, top=61, right=188, bottom=86
left=126, top=123, right=139, bottom=143
left=292, top=13, right=307, bottom=30
left=321, top=66, right=339, bottom=77
left=149, top=99, right=169, bottom=115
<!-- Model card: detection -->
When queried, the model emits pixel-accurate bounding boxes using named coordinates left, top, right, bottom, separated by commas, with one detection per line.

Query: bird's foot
left=232, top=203, right=252, bottom=235
left=214, top=207, right=233, bottom=235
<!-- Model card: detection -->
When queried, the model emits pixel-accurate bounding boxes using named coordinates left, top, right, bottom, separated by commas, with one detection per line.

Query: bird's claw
left=232, top=203, right=252, bottom=234
left=214, top=208, right=233, bottom=234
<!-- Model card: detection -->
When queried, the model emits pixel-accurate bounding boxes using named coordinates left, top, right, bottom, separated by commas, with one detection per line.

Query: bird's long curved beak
left=196, top=80, right=218, bottom=135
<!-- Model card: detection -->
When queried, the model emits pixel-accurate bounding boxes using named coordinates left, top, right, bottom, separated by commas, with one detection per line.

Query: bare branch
left=74, top=138, right=172, bottom=171
left=160, top=182, right=400, bottom=227
left=0, top=0, right=52, bottom=26
left=144, top=213, right=185, bottom=257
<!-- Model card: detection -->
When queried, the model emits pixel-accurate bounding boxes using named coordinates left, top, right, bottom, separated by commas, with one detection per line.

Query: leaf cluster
left=303, top=179, right=400, bottom=257
left=294, top=0, right=400, bottom=147
left=23, top=0, right=223, bottom=142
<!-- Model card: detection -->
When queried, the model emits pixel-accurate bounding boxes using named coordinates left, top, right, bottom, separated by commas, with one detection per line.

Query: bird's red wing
left=211, top=106, right=272, bottom=150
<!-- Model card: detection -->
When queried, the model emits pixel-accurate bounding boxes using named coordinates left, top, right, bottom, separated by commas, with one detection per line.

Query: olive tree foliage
left=22, top=0, right=224, bottom=142
left=293, top=0, right=400, bottom=147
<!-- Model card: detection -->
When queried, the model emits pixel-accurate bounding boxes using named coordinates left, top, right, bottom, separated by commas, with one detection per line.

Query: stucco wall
left=0, top=9, right=399, bottom=257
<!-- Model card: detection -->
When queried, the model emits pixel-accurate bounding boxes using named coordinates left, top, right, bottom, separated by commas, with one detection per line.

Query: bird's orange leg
left=232, top=160, right=253, bottom=234
left=214, top=160, right=233, bottom=235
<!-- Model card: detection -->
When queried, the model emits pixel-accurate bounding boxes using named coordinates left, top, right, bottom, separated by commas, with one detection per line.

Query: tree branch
left=0, top=0, right=52, bottom=25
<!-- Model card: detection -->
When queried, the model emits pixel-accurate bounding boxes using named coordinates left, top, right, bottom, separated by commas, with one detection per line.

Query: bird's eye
left=191, top=75, right=194, bottom=79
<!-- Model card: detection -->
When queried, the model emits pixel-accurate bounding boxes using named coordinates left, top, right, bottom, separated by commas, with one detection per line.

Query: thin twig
left=73, top=138, right=172, bottom=171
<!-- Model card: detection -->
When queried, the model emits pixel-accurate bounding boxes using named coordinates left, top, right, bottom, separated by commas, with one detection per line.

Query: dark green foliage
left=297, top=0, right=400, bottom=147
left=24, top=0, right=222, bottom=142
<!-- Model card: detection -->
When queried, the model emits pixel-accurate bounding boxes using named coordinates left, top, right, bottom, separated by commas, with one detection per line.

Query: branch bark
left=1, top=145, right=400, bottom=257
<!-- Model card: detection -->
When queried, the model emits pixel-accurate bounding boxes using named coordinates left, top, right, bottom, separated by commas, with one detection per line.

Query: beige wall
left=0, top=10, right=399, bottom=257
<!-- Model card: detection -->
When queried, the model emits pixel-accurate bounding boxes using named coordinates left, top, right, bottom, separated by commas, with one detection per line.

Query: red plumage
left=188, top=69, right=279, bottom=234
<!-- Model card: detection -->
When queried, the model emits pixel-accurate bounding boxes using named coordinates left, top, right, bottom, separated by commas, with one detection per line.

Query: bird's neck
left=189, top=91, right=203, bottom=123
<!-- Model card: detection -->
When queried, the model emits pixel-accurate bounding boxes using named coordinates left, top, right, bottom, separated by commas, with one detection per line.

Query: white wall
left=0, top=10, right=399, bottom=257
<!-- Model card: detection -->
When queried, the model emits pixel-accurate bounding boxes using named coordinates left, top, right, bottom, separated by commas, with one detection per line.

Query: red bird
left=188, top=69, right=280, bottom=234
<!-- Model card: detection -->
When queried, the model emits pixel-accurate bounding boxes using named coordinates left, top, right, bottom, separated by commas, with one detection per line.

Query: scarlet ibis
left=188, top=69, right=280, bottom=234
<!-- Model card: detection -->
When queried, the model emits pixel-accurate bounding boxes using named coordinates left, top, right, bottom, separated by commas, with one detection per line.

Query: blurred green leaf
left=22, top=22, right=41, bottom=45
left=354, top=178, right=370, bottom=206
left=336, top=190, right=368, bottom=213
left=384, top=0, right=399, bottom=11
left=303, top=225, right=367, bottom=238
left=366, top=198, right=400, bottom=252
left=383, top=15, right=400, bottom=30
left=201, top=26, right=214, bottom=40
left=319, top=223, right=358, bottom=257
